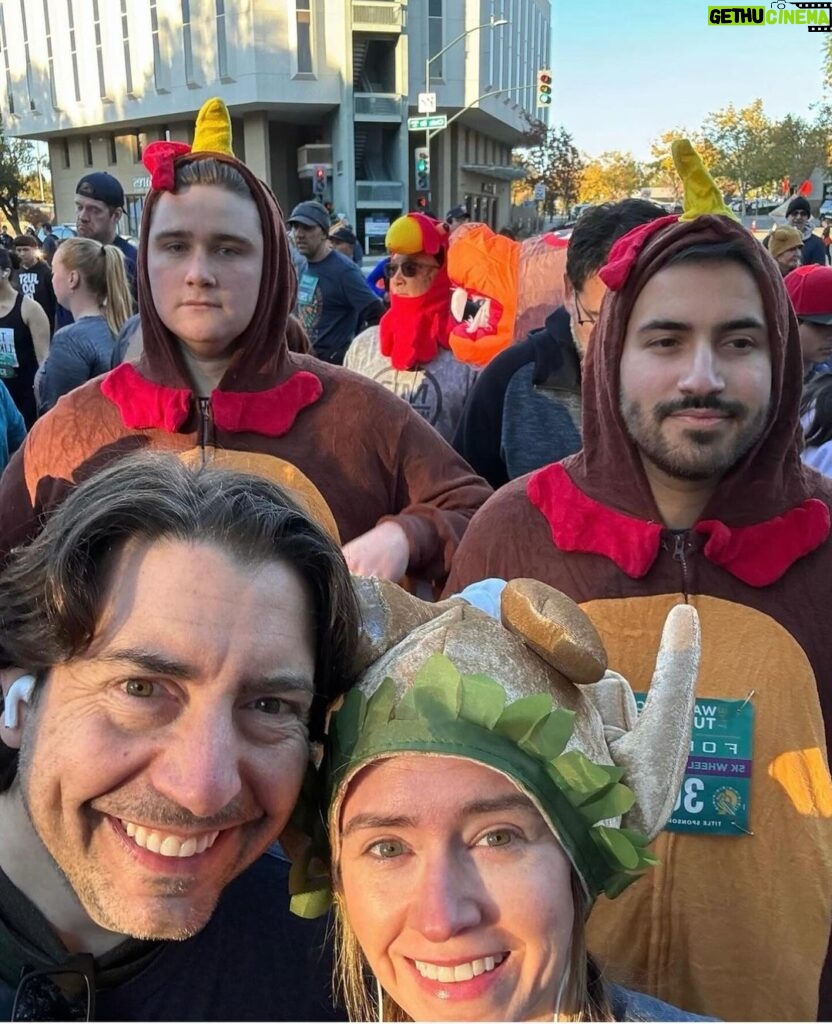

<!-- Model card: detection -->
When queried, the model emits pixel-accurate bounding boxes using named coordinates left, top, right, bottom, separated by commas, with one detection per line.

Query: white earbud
left=3, top=674, right=35, bottom=728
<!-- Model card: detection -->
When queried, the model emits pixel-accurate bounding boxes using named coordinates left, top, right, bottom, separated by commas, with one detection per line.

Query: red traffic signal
left=313, top=164, right=326, bottom=195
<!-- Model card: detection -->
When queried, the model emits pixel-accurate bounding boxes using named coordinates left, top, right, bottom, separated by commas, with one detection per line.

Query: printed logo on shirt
left=371, top=366, right=443, bottom=425
left=17, top=271, right=39, bottom=300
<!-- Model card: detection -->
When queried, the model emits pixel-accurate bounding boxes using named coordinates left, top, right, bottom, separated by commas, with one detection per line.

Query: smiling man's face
left=14, top=537, right=315, bottom=941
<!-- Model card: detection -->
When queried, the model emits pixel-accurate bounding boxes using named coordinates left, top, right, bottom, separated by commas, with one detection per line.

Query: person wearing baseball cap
left=59, top=172, right=137, bottom=329
left=786, top=195, right=826, bottom=267
left=445, top=202, right=470, bottom=233
left=784, top=264, right=832, bottom=374
left=287, top=200, right=383, bottom=364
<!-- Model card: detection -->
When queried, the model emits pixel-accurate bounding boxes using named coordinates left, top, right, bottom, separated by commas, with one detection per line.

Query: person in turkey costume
left=344, top=213, right=477, bottom=444
left=290, top=576, right=713, bottom=1021
left=0, top=99, right=490, bottom=588
left=446, top=141, right=832, bottom=1021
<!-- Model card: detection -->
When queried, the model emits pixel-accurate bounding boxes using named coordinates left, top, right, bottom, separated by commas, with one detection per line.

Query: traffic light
left=416, top=196, right=428, bottom=209
left=414, top=146, right=430, bottom=192
left=313, top=164, right=326, bottom=196
left=536, top=69, right=552, bottom=108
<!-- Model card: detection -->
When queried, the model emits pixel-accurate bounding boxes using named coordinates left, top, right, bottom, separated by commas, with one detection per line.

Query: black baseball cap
left=330, top=226, right=357, bottom=246
left=446, top=204, right=470, bottom=222
left=75, top=172, right=125, bottom=209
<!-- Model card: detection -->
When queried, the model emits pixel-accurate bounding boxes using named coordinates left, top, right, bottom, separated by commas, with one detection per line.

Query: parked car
left=37, top=224, right=77, bottom=242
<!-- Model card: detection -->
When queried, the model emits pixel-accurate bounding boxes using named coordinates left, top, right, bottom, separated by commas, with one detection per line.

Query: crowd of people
left=0, top=101, right=831, bottom=1023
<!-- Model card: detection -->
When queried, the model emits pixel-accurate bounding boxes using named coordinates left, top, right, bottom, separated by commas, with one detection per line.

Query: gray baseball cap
left=287, top=201, right=330, bottom=232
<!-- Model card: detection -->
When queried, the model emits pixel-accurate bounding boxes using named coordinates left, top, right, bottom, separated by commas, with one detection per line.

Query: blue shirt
left=0, top=379, right=25, bottom=472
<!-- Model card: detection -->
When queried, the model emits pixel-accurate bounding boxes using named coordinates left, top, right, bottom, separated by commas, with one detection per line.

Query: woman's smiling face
left=337, top=755, right=575, bottom=1022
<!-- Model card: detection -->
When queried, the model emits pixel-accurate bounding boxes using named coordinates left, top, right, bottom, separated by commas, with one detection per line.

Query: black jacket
left=453, top=306, right=582, bottom=488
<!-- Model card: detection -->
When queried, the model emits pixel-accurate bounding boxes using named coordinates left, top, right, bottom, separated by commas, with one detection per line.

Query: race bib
left=0, top=326, right=18, bottom=377
left=635, top=693, right=754, bottom=836
left=296, top=272, right=319, bottom=307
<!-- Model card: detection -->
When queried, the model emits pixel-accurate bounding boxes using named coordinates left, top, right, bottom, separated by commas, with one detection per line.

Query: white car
left=37, top=224, right=77, bottom=242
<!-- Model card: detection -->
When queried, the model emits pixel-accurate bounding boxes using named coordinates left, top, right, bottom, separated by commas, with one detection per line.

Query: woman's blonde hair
left=332, top=861, right=613, bottom=1022
left=57, top=237, right=133, bottom=335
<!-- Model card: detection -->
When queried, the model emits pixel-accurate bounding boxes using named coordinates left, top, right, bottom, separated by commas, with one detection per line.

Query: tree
left=701, top=99, right=773, bottom=211
left=767, top=113, right=829, bottom=193
left=577, top=151, right=644, bottom=203
left=21, top=168, right=53, bottom=205
left=516, top=117, right=584, bottom=216
left=824, top=36, right=832, bottom=91
left=0, top=125, right=34, bottom=232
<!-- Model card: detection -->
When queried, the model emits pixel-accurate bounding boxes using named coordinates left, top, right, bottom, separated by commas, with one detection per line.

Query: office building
left=0, top=0, right=550, bottom=251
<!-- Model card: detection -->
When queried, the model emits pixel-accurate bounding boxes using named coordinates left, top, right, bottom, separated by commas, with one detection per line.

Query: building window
left=108, top=134, right=117, bottom=165
left=120, top=0, right=134, bottom=95
left=84, top=136, right=94, bottom=167
left=182, top=0, right=197, bottom=84
left=62, top=138, right=71, bottom=169
left=428, top=0, right=442, bottom=78
left=92, top=0, right=107, bottom=98
left=42, top=0, right=59, bottom=108
left=296, top=0, right=312, bottom=73
left=66, top=0, right=81, bottom=102
left=0, top=6, right=13, bottom=116
left=134, top=132, right=148, bottom=162
left=518, top=0, right=527, bottom=106
left=506, top=0, right=515, bottom=99
left=150, top=1, right=161, bottom=89
left=216, top=0, right=229, bottom=78
left=18, top=0, right=36, bottom=111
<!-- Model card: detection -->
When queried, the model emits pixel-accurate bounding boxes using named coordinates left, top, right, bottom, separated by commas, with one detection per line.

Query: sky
left=550, top=0, right=829, bottom=160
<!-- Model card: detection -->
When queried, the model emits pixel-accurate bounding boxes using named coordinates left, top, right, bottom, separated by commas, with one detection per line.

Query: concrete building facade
left=1, top=0, right=550, bottom=253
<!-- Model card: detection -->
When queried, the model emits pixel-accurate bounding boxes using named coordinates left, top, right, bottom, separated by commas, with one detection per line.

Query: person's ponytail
left=101, top=244, right=133, bottom=335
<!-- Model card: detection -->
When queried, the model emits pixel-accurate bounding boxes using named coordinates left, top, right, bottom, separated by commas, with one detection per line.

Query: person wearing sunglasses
left=343, top=213, right=477, bottom=443
left=0, top=452, right=358, bottom=1021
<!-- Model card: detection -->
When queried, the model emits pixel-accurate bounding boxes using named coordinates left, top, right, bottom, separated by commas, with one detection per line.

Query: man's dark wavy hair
left=0, top=452, right=360, bottom=790
left=566, top=199, right=668, bottom=292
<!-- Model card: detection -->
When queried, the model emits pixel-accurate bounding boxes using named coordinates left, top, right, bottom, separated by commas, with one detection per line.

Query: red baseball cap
left=784, top=265, right=832, bottom=326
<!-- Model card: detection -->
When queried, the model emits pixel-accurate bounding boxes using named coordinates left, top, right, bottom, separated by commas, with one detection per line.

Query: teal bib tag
left=297, top=272, right=318, bottom=306
left=635, top=694, right=754, bottom=836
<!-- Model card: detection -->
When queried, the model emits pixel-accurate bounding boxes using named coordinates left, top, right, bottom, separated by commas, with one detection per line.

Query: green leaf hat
left=289, top=578, right=700, bottom=918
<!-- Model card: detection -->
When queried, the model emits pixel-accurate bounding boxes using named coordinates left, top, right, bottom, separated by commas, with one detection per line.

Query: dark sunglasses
left=384, top=259, right=438, bottom=280
left=13, top=956, right=96, bottom=1021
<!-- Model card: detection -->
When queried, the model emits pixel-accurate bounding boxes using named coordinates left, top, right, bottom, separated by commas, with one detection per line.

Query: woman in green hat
left=292, top=578, right=716, bottom=1022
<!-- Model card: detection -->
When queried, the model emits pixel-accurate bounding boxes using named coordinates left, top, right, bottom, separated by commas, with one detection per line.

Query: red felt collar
left=101, top=363, right=322, bottom=437
left=528, top=462, right=830, bottom=587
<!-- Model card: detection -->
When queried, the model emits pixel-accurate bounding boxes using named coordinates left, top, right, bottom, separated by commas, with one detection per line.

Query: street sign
left=417, top=92, right=437, bottom=114
left=407, top=115, right=447, bottom=131
left=533, top=183, right=546, bottom=201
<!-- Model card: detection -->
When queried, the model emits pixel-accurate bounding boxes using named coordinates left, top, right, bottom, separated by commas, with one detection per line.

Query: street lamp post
left=422, top=16, right=508, bottom=209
